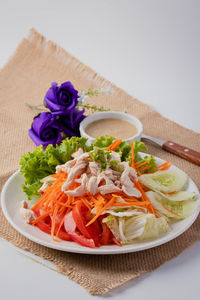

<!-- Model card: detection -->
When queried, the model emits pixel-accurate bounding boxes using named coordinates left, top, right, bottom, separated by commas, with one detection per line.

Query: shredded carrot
left=58, top=195, right=72, bottom=214
left=112, top=201, right=149, bottom=207
left=31, top=210, right=52, bottom=225
left=130, top=141, right=135, bottom=169
left=106, top=139, right=122, bottom=151
left=135, top=158, right=152, bottom=169
left=112, top=194, right=121, bottom=198
left=164, top=191, right=177, bottom=195
left=162, top=204, right=180, bottom=217
left=134, top=181, right=156, bottom=216
left=56, top=214, right=66, bottom=238
left=123, top=197, right=144, bottom=202
left=56, top=202, right=72, bottom=208
left=139, top=184, right=150, bottom=192
left=136, top=165, right=152, bottom=172
left=31, top=194, right=47, bottom=211
left=156, top=161, right=171, bottom=171
left=86, top=196, right=116, bottom=226
left=96, top=193, right=106, bottom=204
left=51, top=205, right=59, bottom=240
left=82, top=197, right=92, bottom=210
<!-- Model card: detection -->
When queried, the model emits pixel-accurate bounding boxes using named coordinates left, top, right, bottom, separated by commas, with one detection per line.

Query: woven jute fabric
left=0, top=28, right=200, bottom=295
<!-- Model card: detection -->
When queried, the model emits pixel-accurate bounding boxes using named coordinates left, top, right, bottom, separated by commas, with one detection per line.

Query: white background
left=0, top=0, right=200, bottom=299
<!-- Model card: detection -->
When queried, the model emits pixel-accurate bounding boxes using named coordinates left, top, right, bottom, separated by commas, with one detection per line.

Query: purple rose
left=59, top=108, right=86, bottom=137
left=28, top=112, right=62, bottom=146
left=44, top=81, right=79, bottom=115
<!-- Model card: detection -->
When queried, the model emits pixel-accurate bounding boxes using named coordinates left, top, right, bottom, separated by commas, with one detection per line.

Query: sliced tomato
left=56, top=229, right=72, bottom=241
left=34, top=208, right=71, bottom=241
left=99, top=216, right=112, bottom=245
left=64, top=211, right=96, bottom=248
left=36, top=220, right=71, bottom=240
left=72, top=202, right=101, bottom=246
left=112, top=237, right=122, bottom=247
left=36, top=221, right=51, bottom=234
left=33, top=208, right=40, bottom=217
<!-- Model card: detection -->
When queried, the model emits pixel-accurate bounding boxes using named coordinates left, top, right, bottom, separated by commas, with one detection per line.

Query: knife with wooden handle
left=141, top=134, right=200, bottom=166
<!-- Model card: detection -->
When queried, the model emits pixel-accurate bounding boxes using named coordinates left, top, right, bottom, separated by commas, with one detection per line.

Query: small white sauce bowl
left=79, top=111, right=143, bottom=143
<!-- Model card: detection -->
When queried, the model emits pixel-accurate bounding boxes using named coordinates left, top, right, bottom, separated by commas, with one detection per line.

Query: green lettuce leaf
left=20, top=137, right=90, bottom=199
left=136, top=155, right=157, bottom=174
left=92, top=135, right=115, bottom=148
left=121, top=140, right=148, bottom=163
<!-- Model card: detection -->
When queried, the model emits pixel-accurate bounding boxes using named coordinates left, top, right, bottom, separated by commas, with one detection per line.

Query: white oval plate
left=1, top=154, right=200, bottom=255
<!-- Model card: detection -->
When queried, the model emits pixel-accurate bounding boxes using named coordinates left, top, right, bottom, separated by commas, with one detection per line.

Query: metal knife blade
left=141, top=134, right=200, bottom=166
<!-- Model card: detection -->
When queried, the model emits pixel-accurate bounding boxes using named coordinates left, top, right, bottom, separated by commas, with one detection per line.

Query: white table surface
left=0, top=0, right=200, bottom=299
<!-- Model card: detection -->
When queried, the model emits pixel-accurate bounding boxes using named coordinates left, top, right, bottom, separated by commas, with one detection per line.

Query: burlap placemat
left=0, top=28, right=200, bottom=295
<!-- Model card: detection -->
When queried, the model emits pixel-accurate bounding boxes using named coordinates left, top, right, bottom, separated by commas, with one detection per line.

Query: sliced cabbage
left=139, top=170, right=188, bottom=193
left=147, top=191, right=197, bottom=220
left=103, top=215, right=121, bottom=242
left=102, top=208, right=145, bottom=217
left=103, top=213, right=170, bottom=244
left=156, top=190, right=196, bottom=202
left=138, top=215, right=170, bottom=240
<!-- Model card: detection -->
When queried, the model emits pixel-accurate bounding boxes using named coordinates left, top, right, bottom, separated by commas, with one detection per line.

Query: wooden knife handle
left=163, top=141, right=200, bottom=166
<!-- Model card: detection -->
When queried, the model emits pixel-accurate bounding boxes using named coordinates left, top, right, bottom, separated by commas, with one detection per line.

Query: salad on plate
left=19, top=136, right=198, bottom=248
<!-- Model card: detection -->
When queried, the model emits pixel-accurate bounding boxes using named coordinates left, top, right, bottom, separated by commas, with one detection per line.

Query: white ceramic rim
left=1, top=153, right=200, bottom=255
left=79, top=111, right=143, bottom=142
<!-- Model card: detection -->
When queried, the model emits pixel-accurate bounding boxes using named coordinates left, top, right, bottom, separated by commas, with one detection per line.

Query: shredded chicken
left=122, top=185, right=141, bottom=197
left=87, top=161, right=100, bottom=176
left=61, top=150, right=141, bottom=198
left=65, top=185, right=86, bottom=196
left=99, top=184, right=121, bottom=195
left=87, top=176, right=99, bottom=195
left=72, top=148, right=83, bottom=159
left=56, top=159, right=76, bottom=173
left=20, top=201, right=36, bottom=224
left=65, top=174, right=88, bottom=196
left=39, top=182, right=49, bottom=192
left=62, top=161, right=88, bottom=191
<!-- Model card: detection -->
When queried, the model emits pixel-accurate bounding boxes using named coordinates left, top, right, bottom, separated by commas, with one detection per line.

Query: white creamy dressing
left=85, top=118, right=138, bottom=139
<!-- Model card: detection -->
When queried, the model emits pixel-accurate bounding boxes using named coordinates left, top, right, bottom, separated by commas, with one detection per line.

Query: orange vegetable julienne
left=86, top=196, right=116, bottom=227
left=31, top=210, right=52, bottom=225
left=134, top=181, right=156, bottom=216
left=164, top=191, right=177, bottom=195
left=51, top=204, right=59, bottom=240
left=111, top=201, right=149, bottom=207
left=106, top=139, right=122, bottom=151
left=81, top=197, right=92, bottom=210
left=136, top=165, right=152, bottom=172
left=130, top=141, right=135, bottom=169
left=135, top=158, right=152, bottom=169
left=55, top=214, right=66, bottom=238
left=162, top=204, right=180, bottom=217
left=156, top=161, right=171, bottom=171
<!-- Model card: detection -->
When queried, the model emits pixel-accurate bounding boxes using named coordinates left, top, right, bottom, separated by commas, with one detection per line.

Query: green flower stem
left=85, top=88, right=99, bottom=96
left=26, top=103, right=49, bottom=114
left=77, top=103, right=110, bottom=112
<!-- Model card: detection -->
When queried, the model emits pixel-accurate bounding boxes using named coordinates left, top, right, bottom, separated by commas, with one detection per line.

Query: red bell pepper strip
left=64, top=211, right=96, bottom=248
left=34, top=208, right=71, bottom=241
left=72, top=202, right=101, bottom=246
left=99, top=216, right=112, bottom=245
